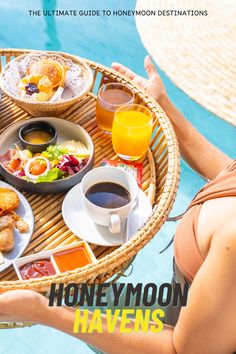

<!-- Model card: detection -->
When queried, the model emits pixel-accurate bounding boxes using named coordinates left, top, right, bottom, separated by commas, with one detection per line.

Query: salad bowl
left=0, top=117, right=94, bottom=194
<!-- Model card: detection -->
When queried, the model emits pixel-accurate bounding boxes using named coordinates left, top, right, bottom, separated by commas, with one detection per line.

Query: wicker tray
left=0, top=49, right=180, bottom=294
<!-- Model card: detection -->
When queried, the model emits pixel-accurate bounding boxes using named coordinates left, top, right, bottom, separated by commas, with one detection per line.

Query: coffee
left=85, top=182, right=130, bottom=209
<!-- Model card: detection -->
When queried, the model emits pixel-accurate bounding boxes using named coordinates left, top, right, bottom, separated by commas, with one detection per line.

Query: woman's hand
left=112, top=55, right=168, bottom=106
left=112, top=55, right=232, bottom=179
left=0, top=290, right=48, bottom=323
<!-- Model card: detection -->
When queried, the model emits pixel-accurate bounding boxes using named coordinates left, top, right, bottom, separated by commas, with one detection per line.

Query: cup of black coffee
left=81, top=166, right=138, bottom=233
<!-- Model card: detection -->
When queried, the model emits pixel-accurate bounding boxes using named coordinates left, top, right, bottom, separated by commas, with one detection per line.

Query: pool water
left=0, top=1, right=235, bottom=353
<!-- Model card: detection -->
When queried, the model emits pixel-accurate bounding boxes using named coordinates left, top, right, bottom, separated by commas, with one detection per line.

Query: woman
left=0, top=56, right=235, bottom=354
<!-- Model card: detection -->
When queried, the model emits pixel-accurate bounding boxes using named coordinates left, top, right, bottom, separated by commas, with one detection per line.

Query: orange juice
left=96, top=84, right=134, bottom=133
left=112, top=107, right=152, bottom=160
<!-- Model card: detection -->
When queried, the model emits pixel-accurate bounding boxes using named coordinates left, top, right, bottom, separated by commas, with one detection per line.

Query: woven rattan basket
left=0, top=49, right=179, bottom=301
left=0, top=50, right=94, bottom=117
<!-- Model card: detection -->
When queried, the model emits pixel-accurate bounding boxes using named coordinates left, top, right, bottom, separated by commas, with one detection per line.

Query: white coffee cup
left=81, top=166, right=138, bottom=233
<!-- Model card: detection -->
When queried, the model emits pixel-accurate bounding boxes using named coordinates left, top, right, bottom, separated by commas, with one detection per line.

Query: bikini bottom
left=86, top=260, right=188, bottom=354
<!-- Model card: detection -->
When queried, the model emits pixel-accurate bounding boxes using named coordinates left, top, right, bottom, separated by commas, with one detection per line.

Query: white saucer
left=62, top=183, right=152, bottom=246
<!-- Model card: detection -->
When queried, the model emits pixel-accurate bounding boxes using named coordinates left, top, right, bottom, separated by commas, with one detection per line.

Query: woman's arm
left=159, top=95, right=232, bottom=180
left=1, top=220, right=236, bottom=354
left=112, top=57, right=232, bottom=180
left=43, top=307, right=177, bottom=354
left=0, top=291, right=176, bottom=354
left=173, top=219, right=236, bottom=354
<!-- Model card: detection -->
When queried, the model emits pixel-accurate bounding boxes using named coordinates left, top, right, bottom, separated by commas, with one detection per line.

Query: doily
left=1, top=52, right=86, bottom=102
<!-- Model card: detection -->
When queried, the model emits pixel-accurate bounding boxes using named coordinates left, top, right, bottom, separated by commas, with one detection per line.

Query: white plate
left=0, top=181, right=34, bottom=272
left=62, top=183, right=153, bottom=246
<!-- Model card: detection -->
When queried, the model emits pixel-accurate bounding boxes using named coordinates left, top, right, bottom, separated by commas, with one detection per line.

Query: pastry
left=0, top=188, right=19, bottom=216
left=28, top=59, right=67, bottom=88
left=18, top=59, right=68, bottom=102
left=0, top=188, right=29, bottom=258
left=0, top=214, right=15, bottom=230
left=0, top=228, right=14, bottom=252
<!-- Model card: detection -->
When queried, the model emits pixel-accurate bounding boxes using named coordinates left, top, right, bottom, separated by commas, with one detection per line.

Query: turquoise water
left=0, top=1, right=235, bottom=353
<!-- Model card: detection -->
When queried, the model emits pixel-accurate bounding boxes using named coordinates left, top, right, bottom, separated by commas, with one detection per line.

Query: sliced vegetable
left=56, top=154, right=87, bottom=175
left=41, top=145, right=68, bottom=161
left=36, top=168, right=63, bottom=182
left=24, top=156, right=50, bottom=180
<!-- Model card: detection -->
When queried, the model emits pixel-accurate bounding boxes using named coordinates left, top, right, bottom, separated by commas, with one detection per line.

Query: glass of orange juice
left=96, top=83, right=134, bottom=133
left=112, top=104, right=153, bottom=161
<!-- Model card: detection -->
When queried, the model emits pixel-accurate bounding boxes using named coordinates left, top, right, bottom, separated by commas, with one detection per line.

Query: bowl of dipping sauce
left=13, top=249, right=57, bottom=280
left=19, top=259, right=56, bottom=280
left=19, top=121, right=57, bottom=153
left=51, top=242, right=96, bottom=273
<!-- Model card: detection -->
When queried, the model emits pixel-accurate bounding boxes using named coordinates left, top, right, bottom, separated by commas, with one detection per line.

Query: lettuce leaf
left=36, top=168, right=63, bottom=183
left=41, top=145, right=68, bottom=161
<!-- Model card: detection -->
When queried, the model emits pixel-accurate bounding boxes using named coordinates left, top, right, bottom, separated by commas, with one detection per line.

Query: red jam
left=20, top=259, right=56, bottom=280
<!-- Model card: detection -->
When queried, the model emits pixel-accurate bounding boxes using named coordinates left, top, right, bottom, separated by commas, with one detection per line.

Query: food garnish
left=25, top=82, right=39, bottom=95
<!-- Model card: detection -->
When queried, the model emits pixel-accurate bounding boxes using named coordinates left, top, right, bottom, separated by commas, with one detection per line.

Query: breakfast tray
left=0, top=49, right=180, bottom=295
